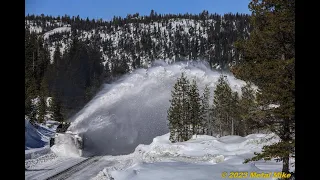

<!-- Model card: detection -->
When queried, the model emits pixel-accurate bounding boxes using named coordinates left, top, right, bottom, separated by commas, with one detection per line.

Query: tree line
left=25, top=28, right=107, bottom=122
left=25, top=30, right=63, bottom=123
left=168, top=73, right=258, bottom=143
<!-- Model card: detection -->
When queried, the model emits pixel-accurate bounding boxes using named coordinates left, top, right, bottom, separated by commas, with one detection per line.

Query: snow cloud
left=68, top=60, right=246, bottom=156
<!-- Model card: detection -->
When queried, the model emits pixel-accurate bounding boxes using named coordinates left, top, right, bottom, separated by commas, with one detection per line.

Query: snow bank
left=25, top=119, right=50, bottom=149
left=35, top=123, right=56, bottom=137
left=25, top=145, right=52, bottom=160
left=25, top=151, right=58, bottom=168
left=25, top=118, right=59, bottom=160
left=93, top=133, right=294, bottom=180
left=98, top=161, right=270, bottom=180
left=133, top=133, right=279, bottom=164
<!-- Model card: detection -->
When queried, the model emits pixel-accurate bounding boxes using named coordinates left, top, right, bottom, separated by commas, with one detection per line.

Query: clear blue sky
left=26, top=0, right=251, bottom=21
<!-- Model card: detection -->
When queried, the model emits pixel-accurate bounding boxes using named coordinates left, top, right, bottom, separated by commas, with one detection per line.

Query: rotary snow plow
left=50, top=122, right=84, bottom=156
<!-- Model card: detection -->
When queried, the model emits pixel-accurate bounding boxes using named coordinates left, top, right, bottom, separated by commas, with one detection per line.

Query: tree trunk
left=219, top=122, right=222, bottom=137
left=282, top=119, right=291, bottom=173
left=231, top=118, right=234, bottom=135
left=282, top=155, right=289, bottom=173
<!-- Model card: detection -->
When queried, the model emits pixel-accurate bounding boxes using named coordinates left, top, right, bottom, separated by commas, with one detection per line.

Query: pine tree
left=239, top=83, right=257, bottom=135
left=179, top=73, right=191, bottom=141
left=53, top=43, right=62, bottom=66
left=38, top=95, right=46, bottom=123
left=26, top=77, right=38, bottom=100
left=188, top=79, right=202, bottom=135
left=168, top=79, right=182, bottom=143
left=167, top=73, right=191, bottom=142
left=230, top=91, right=240, bottom=135
left=29, top=99, right=37, bottom=124
left=201, top=84, right=211, bottom=135
left=232, top=0, right=295, bottom=173
left=51, top=96, right=64, bottom=122
left=213, top=75, right=233, bottom=136
left=40, top=76, right=50, bottom=97
left=25, top=97, right=32, bottom=117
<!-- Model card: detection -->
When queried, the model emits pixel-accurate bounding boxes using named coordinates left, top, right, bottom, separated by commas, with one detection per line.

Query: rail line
left=45, top=156, right=102, bottom=180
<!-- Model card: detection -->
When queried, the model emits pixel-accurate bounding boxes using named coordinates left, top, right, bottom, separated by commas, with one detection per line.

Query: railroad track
left=45, top=156, right=102, bottom=180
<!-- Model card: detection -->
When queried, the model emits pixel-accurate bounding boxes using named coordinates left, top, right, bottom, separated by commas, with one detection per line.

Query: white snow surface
left=25, top=145, right=52, bottom=160
left=25, top=118, right=51, bottom=150
left=43, top=26, right=71, bottom=40
left=93, top=133, right=294, bottom=180
left=268, top=104, right=280, bottom=109
left=25, top=155, right=86, bottom=180
left=25, top=132, right=294, bottom=180
left=46, top=97, right=52, bottom=107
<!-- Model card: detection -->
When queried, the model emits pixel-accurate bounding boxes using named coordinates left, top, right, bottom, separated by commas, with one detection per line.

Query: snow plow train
left=50, top=122, right=84, bottom=156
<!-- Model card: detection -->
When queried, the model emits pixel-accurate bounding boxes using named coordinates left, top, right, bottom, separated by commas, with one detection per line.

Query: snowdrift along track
left=46, top=156, right=102, bottom=180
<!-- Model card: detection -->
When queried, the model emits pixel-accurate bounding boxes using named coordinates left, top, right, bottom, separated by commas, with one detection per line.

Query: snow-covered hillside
left=25, top=14, right=251, bottom=70
left=92, top=133, right=294, bottom=180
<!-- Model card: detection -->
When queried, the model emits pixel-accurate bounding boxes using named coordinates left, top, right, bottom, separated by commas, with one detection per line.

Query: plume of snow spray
left=65, top=60, right=246, bottom=156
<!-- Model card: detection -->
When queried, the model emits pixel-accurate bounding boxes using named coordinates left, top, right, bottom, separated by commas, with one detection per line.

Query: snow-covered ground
left=25, top=118, right=59, bottom=160
left=25, top=155, right=86, bottom=180
left=25, top=130, right=294, bottom=180
left=25, top=146, right=52, bottom=160
left=25, top=118, right=51, bottom=150
left=43, top=26, right=71, bottom=40
left=92, top=133, right=294, bottom=180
